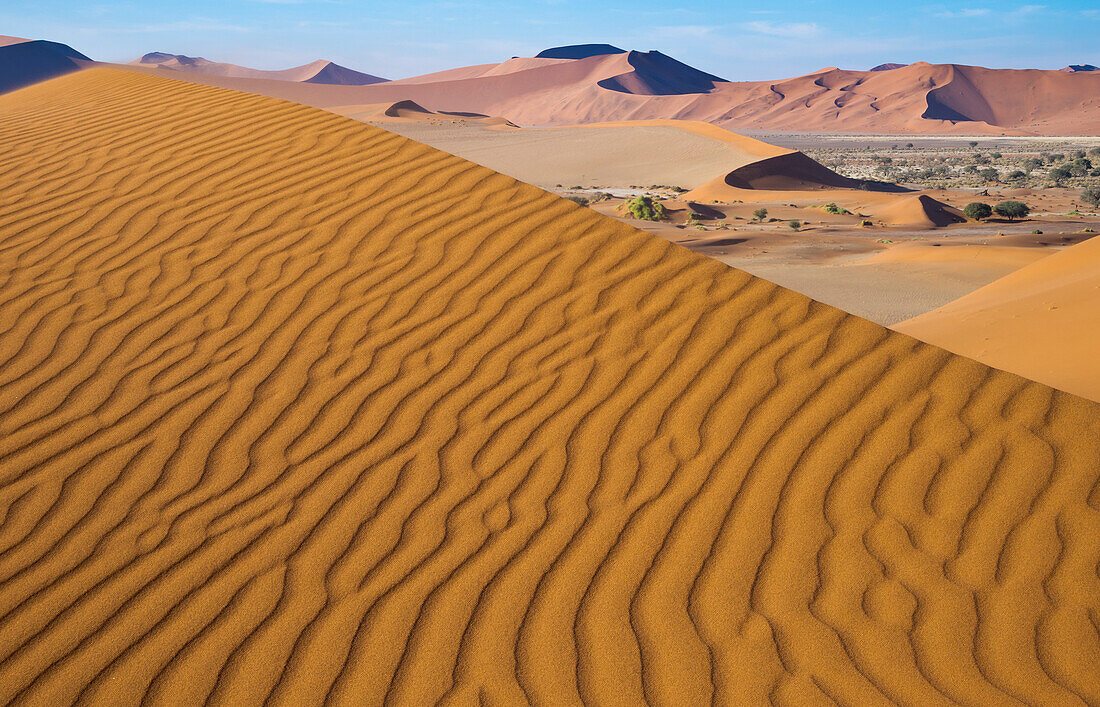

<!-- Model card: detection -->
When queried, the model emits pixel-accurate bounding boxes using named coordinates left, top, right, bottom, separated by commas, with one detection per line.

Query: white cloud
left=741, top=21, right=822, bottom=39
left=935, top=8, right=991, bottom=18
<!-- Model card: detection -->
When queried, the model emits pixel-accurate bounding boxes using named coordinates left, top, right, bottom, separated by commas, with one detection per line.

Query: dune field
left=101, top=45, right=1100, bottom=135
left=0, top=66, right=1098, bottom=705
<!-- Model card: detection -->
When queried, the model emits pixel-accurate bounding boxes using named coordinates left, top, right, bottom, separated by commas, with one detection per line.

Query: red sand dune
left=107, top=45, right=1100, bottom=134
left=132, top=52, right=387, bottom=85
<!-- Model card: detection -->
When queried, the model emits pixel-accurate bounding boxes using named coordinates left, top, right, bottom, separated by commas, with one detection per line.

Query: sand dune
left=0, top=67, right=1098, bottom=704
left=132, top=52, right=387, bottom=85
left=895, top=234, right=1100, bottom=401
left=0, top=37, right=89, bottom=94
left=103, top=46, right=1100, bottom=134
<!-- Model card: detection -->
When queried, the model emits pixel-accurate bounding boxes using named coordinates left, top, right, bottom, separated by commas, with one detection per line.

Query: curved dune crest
left=132, top=52, right=387, bottom=85
left=895, top=234, right=1100, bottom=401
left=0, top=68, right=1098, bottom=704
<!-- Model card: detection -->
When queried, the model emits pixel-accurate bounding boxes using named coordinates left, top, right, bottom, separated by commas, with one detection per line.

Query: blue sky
left=3, top=0, right=1097, bottom=80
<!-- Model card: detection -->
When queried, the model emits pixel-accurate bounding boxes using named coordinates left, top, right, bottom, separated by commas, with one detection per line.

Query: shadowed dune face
left=0, top=68, right=1098, bottom=704
left=0, top=39, right=89, bottom=94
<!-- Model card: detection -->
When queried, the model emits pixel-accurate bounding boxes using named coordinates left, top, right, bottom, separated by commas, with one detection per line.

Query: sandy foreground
left=0, top=68, right=1098, bottom=704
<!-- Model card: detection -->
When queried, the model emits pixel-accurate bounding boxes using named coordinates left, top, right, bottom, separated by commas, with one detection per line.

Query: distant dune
left=895, top=234, right=1100, bottom=400
left=132, top=51, right=387, bottom=85
left=107, top=44, right=1100, bottom=134
left=0, top=36, right=89, bottom=94
left=0, top=67, right=1098, bottom=703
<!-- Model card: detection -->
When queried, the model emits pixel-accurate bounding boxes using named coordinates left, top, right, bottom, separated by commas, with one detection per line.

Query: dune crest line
left=0, top=68, right=1097, bottom=705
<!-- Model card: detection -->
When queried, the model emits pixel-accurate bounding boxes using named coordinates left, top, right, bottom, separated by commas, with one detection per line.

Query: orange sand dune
left=895, top=235, right=1100, bottom=401
left=131, top=52, right=387, bottom=85
left=0, top=68, right=1098, bottom=704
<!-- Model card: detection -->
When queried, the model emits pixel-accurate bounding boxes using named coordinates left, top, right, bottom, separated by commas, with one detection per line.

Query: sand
left=343, top=115, right=796, bottom=189
left=0, top=67, right=1098, bottom=704
left=132, top=53, right=387, bottom=85
left=105, top=50, right=1100, bottom=135
left=895, top=234, right=1100, bottom=401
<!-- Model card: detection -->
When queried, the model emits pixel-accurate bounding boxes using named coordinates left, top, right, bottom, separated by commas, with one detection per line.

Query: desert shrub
left=688, top=212, right=707, bottom=221
left=1032, top=229, right=1043, bottom=234
left=1022, top=157, right=1043, bottom=172
left=569, top=185, right=582, bottom=190
left=1090, top=147, right=1100, bottom=157
left=993, top=200, right=1030, bottom=220
left=822, top=202, right=852, bottom=215
left=625, top=195, right=666, bottom=221
left=1072, top=150, right=1086, bottom=159
left=753, top=207, right=768, bottom=221
left=1006, top=170, right=1026, bottom=181
left=788, top=220, right=801, bottom=230
left=860, top=219, right=873, bottom=227
left=979, top=168, right=999, bottom=182
left=591, top=191, right=613, bottom=202
left=906, top=142, right=914, bottom=148
left=566, top=195, right=590, bottom=206
left=1048, top=153, right=1065, bottom=163
left=968, top=141, right=978, bottom=147
left=1081, top=186, right=1100, bottom=207
left=963, top=165, right=979, bottom=174
left=989, top=152, right=1002, bottom=160
left=1049, top=166, right=1073, bottom=183
left=963, top=202, right=993, bottom=220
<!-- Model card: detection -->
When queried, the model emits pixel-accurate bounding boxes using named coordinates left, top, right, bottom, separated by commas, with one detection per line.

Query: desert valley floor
left=0, top=34, right=1098, bottom=707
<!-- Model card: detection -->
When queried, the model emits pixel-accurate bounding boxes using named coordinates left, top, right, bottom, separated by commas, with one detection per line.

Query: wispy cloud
left=935, top=8, right=990, bottom=18
left=1011, top=4, right=1046, bottom=16
left=741, top=21, right=821, bottom=39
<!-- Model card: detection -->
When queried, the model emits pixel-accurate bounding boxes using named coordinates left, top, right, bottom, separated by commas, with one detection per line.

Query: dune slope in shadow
left=0, top=68, right=1097, bottom=705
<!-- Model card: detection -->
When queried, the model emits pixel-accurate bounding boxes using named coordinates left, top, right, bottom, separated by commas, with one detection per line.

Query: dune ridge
left=132, top=52, right=387, bottom=85
left=0, top=68, right=1098, bottom=704
left=105, top=50, right=1100, bottom=134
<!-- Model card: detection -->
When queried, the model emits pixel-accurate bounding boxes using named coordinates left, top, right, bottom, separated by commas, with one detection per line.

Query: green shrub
left=1049, top=166, right=1073, bottom=183
left=788, top=220, right=801, bottom=230
left=1032, top=229, right=1043, bottom=234
left=753, top=207, right=768, bottom=221
left=979, top=168, right=999, bottom=182
left=993, top=200, right=1030, bottom=220
left=860, top=219, right=873, bottom=227
left=566, top=195, right=590, bottom=207
left=1081, top=185, right=1100, bottom=207
left=1006, top=170, right=1026, bottom=181
left=963, top=202, right=993, bottom=220
left=822, top=202, right=852, bottom=215
left=624, top=196, right=666, bottom=221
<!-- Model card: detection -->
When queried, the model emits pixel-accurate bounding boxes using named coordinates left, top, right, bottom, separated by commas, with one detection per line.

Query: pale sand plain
left=0, top=68, right=1097, bottom=704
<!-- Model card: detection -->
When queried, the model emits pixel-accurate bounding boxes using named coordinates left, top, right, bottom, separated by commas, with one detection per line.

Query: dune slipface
left=0, top=68, right=1098, bottom=705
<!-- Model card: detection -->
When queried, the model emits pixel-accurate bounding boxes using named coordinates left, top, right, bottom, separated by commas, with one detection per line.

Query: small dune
left=0, top=68, right=1098, bottom=704
left=895, top=234, right=1100, bottom=401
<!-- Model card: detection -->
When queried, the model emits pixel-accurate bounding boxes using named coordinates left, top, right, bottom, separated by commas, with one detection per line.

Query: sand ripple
left=0, top=69, right=1097, bottom=705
